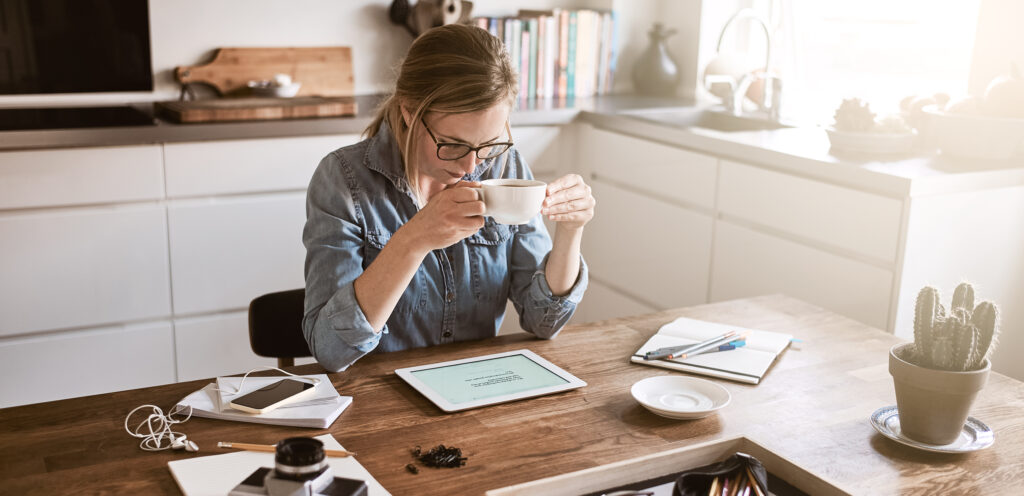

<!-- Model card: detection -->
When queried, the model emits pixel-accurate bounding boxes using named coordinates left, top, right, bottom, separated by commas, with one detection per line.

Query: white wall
left=968, top=0, right=1024, bottom=95
left=0, top=0, right=703, bottom=106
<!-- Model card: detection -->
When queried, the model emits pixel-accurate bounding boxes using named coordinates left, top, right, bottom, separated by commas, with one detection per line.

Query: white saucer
left=630, top=376, right=730, bottom=420
left=870, top=405, right=994, bottom=453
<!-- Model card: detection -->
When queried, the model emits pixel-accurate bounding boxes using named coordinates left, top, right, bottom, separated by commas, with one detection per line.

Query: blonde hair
left=365, top=24, right=518, bottom=200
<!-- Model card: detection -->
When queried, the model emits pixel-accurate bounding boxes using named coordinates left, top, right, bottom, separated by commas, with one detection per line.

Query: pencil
left=217, top=441, right=356, bottom=457
left=745, top=466, right=765, bottom=496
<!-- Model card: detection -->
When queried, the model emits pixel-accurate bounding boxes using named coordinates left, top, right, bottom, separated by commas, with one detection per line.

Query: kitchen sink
left=620, top=107, right=791, bottom=132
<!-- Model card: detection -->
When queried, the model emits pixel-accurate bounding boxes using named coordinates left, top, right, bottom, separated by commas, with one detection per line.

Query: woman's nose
left=458, top=153, right=481, bottom=174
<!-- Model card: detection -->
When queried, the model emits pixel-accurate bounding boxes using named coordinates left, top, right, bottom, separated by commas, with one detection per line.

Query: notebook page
left=168, top=433, right=389, bottom=496
left=633, top=333, right=776, bottom=379
left=657, top=317, right=792, bottom=354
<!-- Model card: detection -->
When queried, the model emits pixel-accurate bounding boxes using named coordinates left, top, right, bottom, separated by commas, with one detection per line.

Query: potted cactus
left=889, top=282, right=999, bottom=445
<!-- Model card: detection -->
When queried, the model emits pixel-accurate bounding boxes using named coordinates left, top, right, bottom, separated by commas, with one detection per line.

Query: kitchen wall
left=0, top=0, right=705, bottom=106
left=968, top=0, right=1024, bottom=94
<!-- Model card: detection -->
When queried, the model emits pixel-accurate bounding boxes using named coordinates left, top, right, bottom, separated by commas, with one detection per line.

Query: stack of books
left=176, top=374, right=352, bottom=429
left=472, top=8, right=618, bottom=100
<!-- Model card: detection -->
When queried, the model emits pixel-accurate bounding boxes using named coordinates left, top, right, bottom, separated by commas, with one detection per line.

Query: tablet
left=394, top=349, right=587, bottom=412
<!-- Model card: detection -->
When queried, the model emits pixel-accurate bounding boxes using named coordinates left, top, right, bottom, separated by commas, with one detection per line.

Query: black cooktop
left=0, top=106, right=157, bottom=131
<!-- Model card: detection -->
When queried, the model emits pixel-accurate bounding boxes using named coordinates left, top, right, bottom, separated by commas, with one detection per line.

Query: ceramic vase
left=632, top=23, right=681, bottom=97
left=889, top=343, right=990, bottom=445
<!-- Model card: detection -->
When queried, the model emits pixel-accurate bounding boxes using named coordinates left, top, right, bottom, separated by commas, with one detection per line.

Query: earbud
left=172, top=435, right=199, bottom=453
left=124, top=404, right=197, bottom=453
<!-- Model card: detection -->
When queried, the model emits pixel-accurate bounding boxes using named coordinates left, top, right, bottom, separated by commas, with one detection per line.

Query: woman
left=302, top=24, right=595, bottom=372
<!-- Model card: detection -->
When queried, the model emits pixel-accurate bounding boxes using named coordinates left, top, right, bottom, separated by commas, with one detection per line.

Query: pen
left=668, top=333, right=749, bottom=360
left=218, top=441, right=356, bottom=458
left=644, top=331, right=737, bottom=360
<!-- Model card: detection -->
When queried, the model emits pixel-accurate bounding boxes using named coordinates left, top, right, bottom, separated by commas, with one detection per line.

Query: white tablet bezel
left=394, top=349, right=587, bottom=412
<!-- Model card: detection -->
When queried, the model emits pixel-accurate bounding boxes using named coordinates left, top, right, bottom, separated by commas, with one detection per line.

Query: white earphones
left=124, top=404, right=198, bottom=453
left=211, top=365, right=322, bottom=397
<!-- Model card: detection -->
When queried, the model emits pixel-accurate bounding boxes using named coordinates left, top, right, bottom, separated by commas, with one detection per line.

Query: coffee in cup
left=473, top=179, right=547, bottom=225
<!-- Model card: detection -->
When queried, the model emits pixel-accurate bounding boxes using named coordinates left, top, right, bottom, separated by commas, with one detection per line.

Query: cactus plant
left=911, top=282, right=999, bottom=371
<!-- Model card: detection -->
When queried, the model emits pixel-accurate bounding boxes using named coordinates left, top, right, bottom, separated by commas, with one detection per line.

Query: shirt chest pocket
left=465, top=220, right=515, bottom=300
left=364, top=230, right=427, bottom=313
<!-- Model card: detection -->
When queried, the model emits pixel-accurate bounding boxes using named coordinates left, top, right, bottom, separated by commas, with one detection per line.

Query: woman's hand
left=542, top=174, right=595, bottom=230
left=400, top=182, right=485, bottom=253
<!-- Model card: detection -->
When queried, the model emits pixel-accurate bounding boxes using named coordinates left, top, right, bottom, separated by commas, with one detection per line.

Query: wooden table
left=2, top=295, right=1023, bottom=495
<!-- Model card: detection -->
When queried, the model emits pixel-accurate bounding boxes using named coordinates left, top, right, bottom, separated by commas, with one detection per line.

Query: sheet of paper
left=168, top=433, right=390, bottom=496
left=657, top=317, right=792, bottom=354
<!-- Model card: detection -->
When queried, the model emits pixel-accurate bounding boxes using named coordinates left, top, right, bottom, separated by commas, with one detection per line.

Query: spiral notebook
left=630, top=317, right=793, bottom=384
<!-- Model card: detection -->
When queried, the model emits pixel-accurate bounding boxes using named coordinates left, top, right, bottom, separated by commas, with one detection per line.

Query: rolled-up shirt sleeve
left=302, top=152, right=382, bottom=372
left=508, top=215, right=589, bottom=339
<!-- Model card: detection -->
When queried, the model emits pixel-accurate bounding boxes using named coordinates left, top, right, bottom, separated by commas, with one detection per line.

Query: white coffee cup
left=474, top=179, right=547, bottom=225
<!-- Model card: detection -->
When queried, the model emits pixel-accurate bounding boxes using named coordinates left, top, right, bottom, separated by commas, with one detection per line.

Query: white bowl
left=630, top=376, right=731, bottom=420
left=825, top=127, right=916, bottom=155
left=923, top=105, right=1024, bottom=160
left=247, top=82, right=302, bottom=98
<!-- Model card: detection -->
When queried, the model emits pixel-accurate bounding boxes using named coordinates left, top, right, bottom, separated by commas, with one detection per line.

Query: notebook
left=175, top=375, right=351, bottom=428
left=168, top=433, right=390, bottom=496
left=630, top=317, right=793, bottom=384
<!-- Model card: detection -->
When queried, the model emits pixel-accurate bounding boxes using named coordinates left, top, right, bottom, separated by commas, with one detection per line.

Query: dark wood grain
left=2, top=295, right=1023, bottom=495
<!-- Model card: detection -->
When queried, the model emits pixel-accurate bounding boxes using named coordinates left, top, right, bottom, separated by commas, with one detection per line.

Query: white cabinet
left=577, top=125, right=717, bottom=315
left=0, top=145, right=163, bottom=210
left=575, top=278, right=657, bottom=323
left=164, top=135, right=359, bottom=198
left=167, top=192, right=308, bottom=315
left=0, top=205, right=171, bottom=336
left=710, top=221, right=894, bottom=330
left=584, top=126, right=717, bottom=210
left=585, top=179, right=713, bottom=310
left=173, top=312, right=277, bottom=381
left=718, top=161, right=903, bottom=263
left=0, top=321, right=175, bottom=408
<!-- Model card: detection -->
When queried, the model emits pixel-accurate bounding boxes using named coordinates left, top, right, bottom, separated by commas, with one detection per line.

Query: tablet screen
left=409, top=353, right=569, bottom=405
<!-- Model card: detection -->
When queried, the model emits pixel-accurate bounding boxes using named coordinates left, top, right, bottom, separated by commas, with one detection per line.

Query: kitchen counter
left=3, top=93, right=1021, bottom=198
left=0, top=94, right=689, bottom=152
left=581, top=109, right=1024, bottom=198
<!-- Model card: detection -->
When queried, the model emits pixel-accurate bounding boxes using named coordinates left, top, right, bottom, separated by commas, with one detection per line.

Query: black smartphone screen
left=231, top=379, right=314, bottom=409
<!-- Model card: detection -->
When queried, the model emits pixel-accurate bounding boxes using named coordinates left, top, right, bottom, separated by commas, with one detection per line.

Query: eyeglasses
left=421, top=117, right=514, bottom=161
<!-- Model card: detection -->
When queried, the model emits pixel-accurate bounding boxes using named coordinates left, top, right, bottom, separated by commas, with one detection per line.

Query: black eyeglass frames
left=421, top=118, right=514, bottom=161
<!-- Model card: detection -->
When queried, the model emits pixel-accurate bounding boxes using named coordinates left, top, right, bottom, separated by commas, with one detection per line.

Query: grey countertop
left=0, top=94, right=691, bottom=152
left=3, top=93, right=1021, bottom=197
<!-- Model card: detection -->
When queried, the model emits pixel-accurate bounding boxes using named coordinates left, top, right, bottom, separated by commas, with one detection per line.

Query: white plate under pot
left=630, top=376, right=731, bottom=420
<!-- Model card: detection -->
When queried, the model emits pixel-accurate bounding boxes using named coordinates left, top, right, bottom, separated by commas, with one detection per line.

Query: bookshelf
left=472, top=8, right=619, bottom=101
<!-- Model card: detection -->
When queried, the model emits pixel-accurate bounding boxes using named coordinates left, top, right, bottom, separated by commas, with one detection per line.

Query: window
left=721, top=0, right=983, bottom=124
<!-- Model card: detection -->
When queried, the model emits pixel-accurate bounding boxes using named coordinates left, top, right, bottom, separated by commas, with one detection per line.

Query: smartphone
left=228, top=379, right=317, bottom=414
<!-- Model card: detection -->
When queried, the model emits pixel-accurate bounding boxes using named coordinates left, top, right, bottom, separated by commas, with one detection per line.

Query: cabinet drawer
left=0, top=205, right=172, bottom=336
left=174, top=312, right=278, bottom=381
left=718, top=160, right=902, bottom=262
left=167, top=193, right=307, bottom=315
left=710, top=221, right=893, bottom=330
left=575, top=278, right=657, bottom=324
left=0, top=145, right=163, bottom=210
left=512, top=126, right=562, bottom=176
left=0, top=321, right=175, bottom=408
left=164, top=135, right=359, bottom=198
left=581, top=126, right=717, bottom=209
left=584, top=180, right=713, bottom=310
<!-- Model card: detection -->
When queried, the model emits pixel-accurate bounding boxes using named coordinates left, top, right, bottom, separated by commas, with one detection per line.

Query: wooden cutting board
left=175, top=47, right=354, bottom=97
left=156, top=96, right=357, bottom=123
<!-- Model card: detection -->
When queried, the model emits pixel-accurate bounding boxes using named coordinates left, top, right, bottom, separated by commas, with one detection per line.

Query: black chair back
left=248, top=289, right=312, bottom=368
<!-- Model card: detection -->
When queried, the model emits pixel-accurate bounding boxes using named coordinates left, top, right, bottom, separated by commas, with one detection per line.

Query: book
left=630, top=317, right=793, bottom=384
left=168, top=433, right=390, bottom=496
left=176, top=374, right=351, bottom=429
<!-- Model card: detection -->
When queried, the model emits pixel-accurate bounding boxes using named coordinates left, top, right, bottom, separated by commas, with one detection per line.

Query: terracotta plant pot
left=889, top=343, right=990, bottom=445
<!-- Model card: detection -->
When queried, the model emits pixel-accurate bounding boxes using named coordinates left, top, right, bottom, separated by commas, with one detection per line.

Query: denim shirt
left=302, top=121, right=588, bottom=372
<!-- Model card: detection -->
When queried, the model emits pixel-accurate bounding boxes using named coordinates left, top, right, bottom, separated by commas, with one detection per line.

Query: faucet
left=704, top=8, right=782, bottom=120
